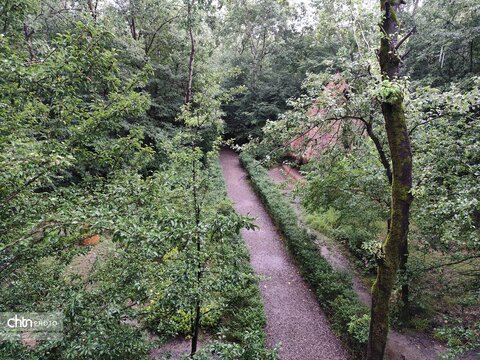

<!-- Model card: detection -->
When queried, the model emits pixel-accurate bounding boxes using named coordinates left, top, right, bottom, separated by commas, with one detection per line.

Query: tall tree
left=185, top=0, right=195, bottom=104
left=367, top=1, right=413, bottom=358
left=219, top=0, right=311, bottom=142
left=403, top=0, right=480, bottom=86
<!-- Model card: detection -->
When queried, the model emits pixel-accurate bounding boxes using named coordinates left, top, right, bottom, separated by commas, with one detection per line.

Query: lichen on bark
left=366, top=1, right=413, bottom=359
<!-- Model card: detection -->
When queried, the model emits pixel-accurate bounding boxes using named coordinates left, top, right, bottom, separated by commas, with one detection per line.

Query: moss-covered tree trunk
left=185, top=0, right=196, bottom=104
left=367, top=1, right=413, bottom=359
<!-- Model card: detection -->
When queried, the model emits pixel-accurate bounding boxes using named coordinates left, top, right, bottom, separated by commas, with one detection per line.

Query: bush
left=434, top=320, right=480, bottom=360
left=301, top=151, right=388, bottom=267
left=305, top=208, right=341, bottom=233
left=240, top=152, right=369, bottom=358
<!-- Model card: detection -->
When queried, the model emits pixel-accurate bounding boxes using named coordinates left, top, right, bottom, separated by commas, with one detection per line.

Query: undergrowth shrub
left=305, top=207, right=341, bottom=233
left=144, top=159, right=275, bottom=359
left=434, top=320, right=480, bottom=360
left=301, top=153, right=389, bottom=270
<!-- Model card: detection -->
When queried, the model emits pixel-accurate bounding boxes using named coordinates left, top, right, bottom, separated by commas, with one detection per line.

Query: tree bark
left=190, top=156, right=202, bottom=357
left=87, top=0, right=98, bottom=21
left=364, top=120, right=393, bottom=184
left=399, top=239, right=409, bottom=311
left=191, top=300, right=201, bottom=356
left=185, top=0, right=195, bottom=104
left=144, top=15, right=179, bottom=56
left=367, top=1, right=413, bottom=359
left=129, top=16, right=138, bottom=40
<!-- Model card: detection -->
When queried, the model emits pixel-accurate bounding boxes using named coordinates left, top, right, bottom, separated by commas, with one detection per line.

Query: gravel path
left=219, top=148, right=349, bottom=360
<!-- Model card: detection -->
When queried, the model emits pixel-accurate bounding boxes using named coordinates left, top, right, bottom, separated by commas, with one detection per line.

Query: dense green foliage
left=1, top=0, right=479, bottom=358
left=0, top=1, right=275, bottom=358
left=403, top=1, right=480, bottom=86
left=301, top=146, right=389, bottom=270
left=219, top=0, right=326, bottom=142
left=242, top=0, right=479, bottom=357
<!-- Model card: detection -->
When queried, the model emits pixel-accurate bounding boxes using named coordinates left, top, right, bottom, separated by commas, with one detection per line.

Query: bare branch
left=396, top=26, right=416, bottom=51
left=357, top=117, right=393, bottom=184
left=422, top=255, right=480, bottom=272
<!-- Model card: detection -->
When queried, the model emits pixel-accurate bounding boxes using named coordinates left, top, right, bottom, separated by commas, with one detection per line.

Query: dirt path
left=268, top=165, right=452, bottom=360
left=219, top=148, right=349, bottom=360
left=268, top=166, right=373, bottom=307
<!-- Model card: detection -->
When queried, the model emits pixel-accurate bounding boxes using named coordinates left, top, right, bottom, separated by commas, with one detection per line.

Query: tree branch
left=357, top=117, right=393, bottom=184
left=0, top=170, right=48, bottom=211
left=396, top=26, right=416, bottom=50
left=144, top=14, right=180, bottom=56
left=422, top=255, right=480, bottom=272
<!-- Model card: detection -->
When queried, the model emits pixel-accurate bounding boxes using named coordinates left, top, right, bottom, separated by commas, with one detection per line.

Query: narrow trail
left=219, top=148, right=348, bottom=360
left=268, top=165, right=455, bottom=360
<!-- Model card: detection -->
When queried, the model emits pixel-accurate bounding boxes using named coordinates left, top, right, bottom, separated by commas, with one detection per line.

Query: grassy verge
left=240, top=152, right=369, bottom=358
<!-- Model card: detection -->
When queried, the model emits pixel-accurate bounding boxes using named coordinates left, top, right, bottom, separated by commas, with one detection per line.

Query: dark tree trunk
left=185, top=0, right=195, bottom=104
left=470, top=40, right=474, bottom=73
left=191, top=292, right=201, bottom=356
left=367, top=1, right=413, bottom=359
left=87, top=0, right=98, bottom=21
left=129, top=17, right=138, bottom=40
left=365, top=120, right=393, bottom=184
left=185, top=28, right=195, bottom=104
left=190, top=157, right=202, bottom=357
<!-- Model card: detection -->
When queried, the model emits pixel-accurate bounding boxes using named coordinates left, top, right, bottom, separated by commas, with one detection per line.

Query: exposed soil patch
left=150, top=334, right=208, bottom=359
left=63, top=238, right=112, bottom=282
left=220, top=149, right=348, bottom=360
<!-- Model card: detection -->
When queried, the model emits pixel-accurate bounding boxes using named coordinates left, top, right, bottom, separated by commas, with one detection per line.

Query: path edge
left=239, top=151, right=369, bottom=359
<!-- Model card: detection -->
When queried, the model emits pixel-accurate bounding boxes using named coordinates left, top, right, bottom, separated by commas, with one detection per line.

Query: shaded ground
left=64, top=237, right=112, bottom=282
left=150, top=338, right=192, bottom=359
left=268, top=164, right=458, bottom=360
left=150, top=334, right=209, bottom=359
left=65, top=239, right=193, bottom=359
left=220, top=148, right=348, bottom=360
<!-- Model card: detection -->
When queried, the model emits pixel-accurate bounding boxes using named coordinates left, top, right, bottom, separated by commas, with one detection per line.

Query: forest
left=0, top=0, right=478, bottom=359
